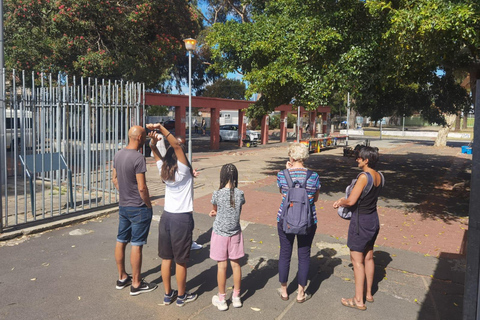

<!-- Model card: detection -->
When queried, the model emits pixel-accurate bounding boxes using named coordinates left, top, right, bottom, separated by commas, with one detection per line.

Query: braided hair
left=219, top=163, right=239, bottom=208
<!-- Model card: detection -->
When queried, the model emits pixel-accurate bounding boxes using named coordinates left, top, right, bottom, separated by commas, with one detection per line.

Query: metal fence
left=0, top=70, right=145, bottom=232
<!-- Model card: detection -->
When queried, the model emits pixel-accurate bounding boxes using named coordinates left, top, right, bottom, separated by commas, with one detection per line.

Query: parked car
left=162, top=120, right=175, bottom=130
left=219, top=124, right=260, bottom=142
left=5, top=108, right=33, bottom=150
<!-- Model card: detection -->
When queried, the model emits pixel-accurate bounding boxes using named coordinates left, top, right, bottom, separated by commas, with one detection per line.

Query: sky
left=171, top=1, right=244, bottom=96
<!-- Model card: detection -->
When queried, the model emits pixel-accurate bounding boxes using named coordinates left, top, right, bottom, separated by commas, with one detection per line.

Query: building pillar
left=238, top=110, right=246, bottom=147
left=309, top=111, right=317, bottom=137
left=322, top=113, right=328, bottom=136
left=280, top=111, right=287, bottom=143
left=260, top=115, right=269, bottom=145
left=210, top=108, right=220, bottom=150
left=175, top=106, right=186, bottom=138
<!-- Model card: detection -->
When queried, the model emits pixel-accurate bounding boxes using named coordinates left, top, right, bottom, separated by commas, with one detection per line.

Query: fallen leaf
left=383, top=237, right=387, bottom=240
left=31, top=278, right=36, bottom=281
left=414, top=299, right=418, bottom=303
left=392, top=254, right=397, bottom=257
left=383, top=277, right=387, bottom=280
left=454, top=302, right=458, bottom=307
left=71, top=245, right=76, bottom=248
left=425, top=254, right=430, bottom=257
left=259, top=241, right=263, bottom=244
left=251, top=307, right=261, bottom=312
left=250, top=247, right=257, bottom=250
left=227, top=287, right=233, bottom=290
left=78, top=296, right=81, bottom=300
left=343, top=278, right=351, bottom=281
left=11, top=267, right=14, bottom=271
left=42, top=263, right=49, bottom=267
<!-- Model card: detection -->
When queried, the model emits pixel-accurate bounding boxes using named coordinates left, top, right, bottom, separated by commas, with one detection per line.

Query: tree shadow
left=261, top=144, right=471, bottom=222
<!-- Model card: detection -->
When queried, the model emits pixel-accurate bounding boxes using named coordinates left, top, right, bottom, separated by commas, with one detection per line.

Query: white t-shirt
left=156, top=160, right=193, bottom=213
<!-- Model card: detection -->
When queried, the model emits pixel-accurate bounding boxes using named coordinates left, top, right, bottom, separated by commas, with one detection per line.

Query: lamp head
left=183, top=38, right=197, bottom=51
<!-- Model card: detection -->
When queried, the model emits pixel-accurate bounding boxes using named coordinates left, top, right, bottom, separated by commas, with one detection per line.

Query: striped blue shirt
left=277, top=168, right=321, bottom=223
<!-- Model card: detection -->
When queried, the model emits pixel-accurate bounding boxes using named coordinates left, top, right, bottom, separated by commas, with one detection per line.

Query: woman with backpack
left=333, top=146, right=384, bottom=311
left=276, top=142, right=320, bottom=303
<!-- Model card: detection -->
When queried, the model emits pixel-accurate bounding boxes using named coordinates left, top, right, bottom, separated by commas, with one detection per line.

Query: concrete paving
left=0, top=136, right=469, bottom=320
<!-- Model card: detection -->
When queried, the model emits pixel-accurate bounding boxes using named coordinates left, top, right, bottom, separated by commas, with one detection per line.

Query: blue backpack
left=280, top=169, right=314, bottom=235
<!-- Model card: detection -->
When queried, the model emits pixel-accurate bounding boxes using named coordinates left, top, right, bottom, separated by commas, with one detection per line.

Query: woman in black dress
left=333, top=146, right=384, bottom=311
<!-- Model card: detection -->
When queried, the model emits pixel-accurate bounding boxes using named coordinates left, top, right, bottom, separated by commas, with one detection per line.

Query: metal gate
left=0, top=70, right=145, bottom=232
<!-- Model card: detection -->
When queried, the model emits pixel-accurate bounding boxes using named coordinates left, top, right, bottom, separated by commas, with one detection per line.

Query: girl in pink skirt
left=209, top=163, right=245, bottom=311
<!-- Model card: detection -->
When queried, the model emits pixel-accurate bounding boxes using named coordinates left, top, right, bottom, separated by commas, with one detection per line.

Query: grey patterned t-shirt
left=211, top=188, right=245, bottom=237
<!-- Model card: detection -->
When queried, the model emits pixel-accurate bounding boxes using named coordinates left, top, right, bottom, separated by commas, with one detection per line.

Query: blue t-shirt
left=277, top=168, right=321, bottom=223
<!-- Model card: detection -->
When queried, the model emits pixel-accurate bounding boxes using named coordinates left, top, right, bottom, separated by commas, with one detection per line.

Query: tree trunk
left=462, top=110, right=469, bottom=129
left=434, top=113, right=456, bottom=147
left=349, top=109, right=357, bottom=129
left=454, top=111, right=461, bottom=131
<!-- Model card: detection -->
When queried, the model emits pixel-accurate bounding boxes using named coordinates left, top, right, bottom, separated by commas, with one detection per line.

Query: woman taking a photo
left=147, top=123, right=198, bottom=307
left=333, top=146, right=384, bottom=311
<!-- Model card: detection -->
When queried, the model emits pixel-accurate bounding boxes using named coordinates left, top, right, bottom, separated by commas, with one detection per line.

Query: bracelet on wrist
left=166, top=132, right=171, bottom=138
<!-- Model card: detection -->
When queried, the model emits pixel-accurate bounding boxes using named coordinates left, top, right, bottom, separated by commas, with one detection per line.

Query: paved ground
left=0, top=136, right=470, bottom=319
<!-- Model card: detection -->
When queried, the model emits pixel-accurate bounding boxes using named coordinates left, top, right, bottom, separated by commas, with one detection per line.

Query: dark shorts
left=158, top=211, right=194, bottom=264
left=117, top=206, right=153, bottom=246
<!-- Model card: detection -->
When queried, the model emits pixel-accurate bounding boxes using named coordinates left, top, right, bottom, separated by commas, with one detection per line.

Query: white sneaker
left=191, top=241, right=203, bottom=250
left=212, top=295, right=228, bottom=311
left=232, top=296, right=242, bottom=308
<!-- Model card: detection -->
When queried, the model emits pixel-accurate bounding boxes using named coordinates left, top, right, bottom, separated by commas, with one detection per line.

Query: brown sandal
left=277, top=288, right=289, bottom=301
left=366, top=297, right=374, bottom=303
left=341, top=297, right=367, bottom=311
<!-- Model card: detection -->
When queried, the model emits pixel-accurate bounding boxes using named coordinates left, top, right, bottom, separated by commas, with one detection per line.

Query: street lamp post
left=183, top=38, right=197, bottom=165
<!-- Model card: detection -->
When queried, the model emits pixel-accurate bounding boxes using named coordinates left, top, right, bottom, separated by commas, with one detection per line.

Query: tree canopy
left=5, top=0, right=202, bottom=89
left=205, top=0, right=479, bottom=124
left=201, top=77, right=246, bottom=99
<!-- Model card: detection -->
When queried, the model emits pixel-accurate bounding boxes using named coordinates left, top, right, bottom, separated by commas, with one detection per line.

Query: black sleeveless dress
left=347, top=181, right=383, bottom=252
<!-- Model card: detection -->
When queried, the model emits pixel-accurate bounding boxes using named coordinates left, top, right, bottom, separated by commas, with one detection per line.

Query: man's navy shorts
left=117, top=206, right=153, bottom=246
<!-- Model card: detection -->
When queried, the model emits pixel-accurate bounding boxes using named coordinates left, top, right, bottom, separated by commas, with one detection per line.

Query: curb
left=0, top=207, right=119, bottom=242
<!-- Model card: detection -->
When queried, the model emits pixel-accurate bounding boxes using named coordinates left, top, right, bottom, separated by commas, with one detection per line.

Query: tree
left=206, top=0, right=479, bottom=145
left=5, top=0, right=202, bottom=89
left=146, top=105, right=169, bottom=116
left=366, top=0, right=478, bottom=144
left=201, top=78, right=246, bottom=99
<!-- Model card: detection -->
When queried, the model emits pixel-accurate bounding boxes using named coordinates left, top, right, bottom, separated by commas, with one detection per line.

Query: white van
left=5, top=108, right=33, bottom=150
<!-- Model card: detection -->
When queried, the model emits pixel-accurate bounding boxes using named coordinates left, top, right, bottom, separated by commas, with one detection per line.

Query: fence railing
left=0, top=70, right=145, bottom=232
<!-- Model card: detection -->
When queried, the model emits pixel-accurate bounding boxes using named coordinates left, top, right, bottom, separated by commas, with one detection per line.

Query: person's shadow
left=345, top=250, right=393, bottom=295
left=371, top=251, right=393, bottom=295
left=305, top=247, right=343, bottom=296
left=240, top=256, right=279, bottom=302
left=186, top=253, right=250, bottom=298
